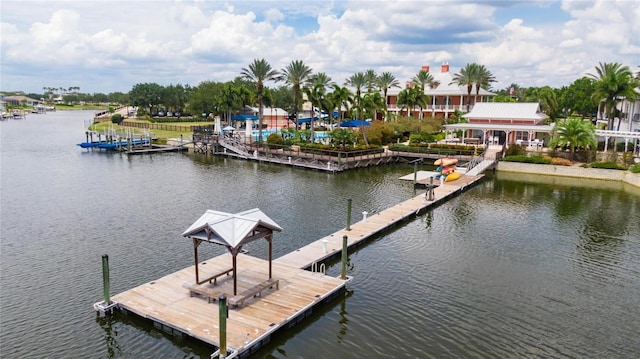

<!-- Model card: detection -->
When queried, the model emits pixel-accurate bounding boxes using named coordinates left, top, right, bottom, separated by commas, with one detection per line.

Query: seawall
left=496, top=162, right=640, bottom=189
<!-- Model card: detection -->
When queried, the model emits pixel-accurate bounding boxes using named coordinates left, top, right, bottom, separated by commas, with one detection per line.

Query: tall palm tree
left=240, top=58, right=280, bottom=143
left=329, top=84, right=352, bottom=128
left=412, top=70, right=439, bottom=118
left=346, top=72, right=369, bottom=145
left=377, top=72, right=400, bottom=121
left=362, top=91, right=386, bottom=122
left=304, top=72, right=334, bottom=141
left=549, top=118, right=596, bottom=161
left=364, top=69, right=378, bottom=92
left=473, top=65, right=496, bottom=106
left=280, top=60, right=313, bottom=122
left=450, top=63, right=479, bottom=111
left=588, top=62, right=639, bottom=130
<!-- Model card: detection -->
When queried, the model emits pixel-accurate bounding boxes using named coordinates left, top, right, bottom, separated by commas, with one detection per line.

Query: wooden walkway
left=276, top=173, right=483, bottom=269
left=106, top=172, right=484, bottom=358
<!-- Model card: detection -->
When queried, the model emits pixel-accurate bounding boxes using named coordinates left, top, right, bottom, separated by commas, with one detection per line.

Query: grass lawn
left=89, top=118, right=212, bottom=142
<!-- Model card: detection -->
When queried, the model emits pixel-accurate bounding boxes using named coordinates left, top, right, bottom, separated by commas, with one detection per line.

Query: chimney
left=421, top=65, right=430, bottom=73
left=441, top=62, right=449, bottom=73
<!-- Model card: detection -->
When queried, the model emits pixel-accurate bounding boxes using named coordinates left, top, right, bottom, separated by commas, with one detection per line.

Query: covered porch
left=443, top=123, right=555, bottom=149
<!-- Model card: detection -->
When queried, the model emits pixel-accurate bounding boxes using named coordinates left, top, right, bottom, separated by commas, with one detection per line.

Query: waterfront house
left=385, top=62, right=496, bottom=120
left=443, top=102, right=553, bottom=147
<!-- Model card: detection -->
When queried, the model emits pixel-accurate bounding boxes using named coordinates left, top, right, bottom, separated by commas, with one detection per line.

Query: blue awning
left=296, top=116, right=319, bottom=124
left=231, top=114, right=258, bottom=121
left=340, top=119, right=370, bottom=127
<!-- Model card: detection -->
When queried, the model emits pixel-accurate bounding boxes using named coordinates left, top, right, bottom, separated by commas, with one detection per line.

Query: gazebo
left=182, top=208, right=282, bottom=295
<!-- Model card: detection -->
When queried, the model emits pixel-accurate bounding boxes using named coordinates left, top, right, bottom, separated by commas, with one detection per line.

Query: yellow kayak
left=445, top=171, right=461, bottom=182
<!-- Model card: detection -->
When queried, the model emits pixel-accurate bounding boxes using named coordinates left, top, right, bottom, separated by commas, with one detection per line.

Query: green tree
left=565, top=77, right=598, bottom=119
left=328, top=84, right=352, bottom=128
left=588, top=62, right=639, bottom=130
left=240, top=58, right=280, bottom=143
left=129, top=82, right=164, bottom=116
left=377, top=72, right=400, bottom=121
left=549, top=118, right=596, bottom=161
left=412, top=70, right=438, bottom=91
left=346, top=72, right=369, bottom=145
left=450, top=63, right=479, bottom=111
left=473, top=65, right=496, bottom=105
left=303, top=72, right=333, bottom=141
left=280, top=60, right=313, bottom=118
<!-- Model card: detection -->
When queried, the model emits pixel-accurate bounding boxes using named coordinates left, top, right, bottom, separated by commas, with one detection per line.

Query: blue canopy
left=231, top=114, right=258, bottom=121
left=340, top=119, right=371, bottom=127
left=296, top=116, right=319, bottom=124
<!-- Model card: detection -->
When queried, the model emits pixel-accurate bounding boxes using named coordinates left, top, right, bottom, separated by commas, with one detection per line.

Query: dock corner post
left=101, top=254, right=111, bottom=305
left=341, top=235, right=348, bottom=280
left=413, top=162, right=418, bottom=184
left=219, top=295, right=228, bottom=359
left=346, top=198, right=352, bottom=231
left=428, top=177, right=435, bottom=201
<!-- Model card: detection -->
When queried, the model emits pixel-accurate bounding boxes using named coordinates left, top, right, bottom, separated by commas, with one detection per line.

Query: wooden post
left=428, top=177, right=434, bottom=201
left=341, top=235, right=348, bottom=280
left=219, top=295, right=228, bottom=359
left=346, top=198, right=352, bottom=231
left=101, top=254, right=111, bottom=305
left=413, top=161, right=418, bottom=184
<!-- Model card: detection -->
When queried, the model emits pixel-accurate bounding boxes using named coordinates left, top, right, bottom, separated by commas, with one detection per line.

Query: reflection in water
left=95, top=313, right=121, bottom=359
left=337, top=290, right=354, bottom=344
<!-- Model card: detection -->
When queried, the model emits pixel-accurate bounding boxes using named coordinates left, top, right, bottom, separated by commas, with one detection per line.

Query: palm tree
left=280, top=60, right=313, bottom=123
left=588, top=62, right=639, bottom=130
left=329, top=84, right=352, bottom=128
left=364, top=69, right=378, bottom=92
left=304, top=72, right=334, bottom=141
left=240, top=58, right=280, bottom=143
left=450, top=63, right=479, bottom=111
left=549, top=118, right=596, bottom=161
left=377, top=72, right=400, bottom=121
left=412, top=70, right=439, bottom=118
left=346, top=72, right=369, bottom=145
left=473, top=65, right=496, bottom=105
left=362, top=91, right=386, bottom=122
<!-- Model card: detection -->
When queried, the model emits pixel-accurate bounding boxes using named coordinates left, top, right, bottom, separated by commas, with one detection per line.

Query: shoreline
left=496, top=161, right=640, bottom=189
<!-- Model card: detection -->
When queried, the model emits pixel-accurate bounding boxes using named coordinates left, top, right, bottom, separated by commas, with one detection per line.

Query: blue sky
left=1, top=0, right=638, bottom=94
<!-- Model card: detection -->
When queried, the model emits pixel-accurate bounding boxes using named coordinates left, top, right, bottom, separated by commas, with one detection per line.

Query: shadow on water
left=95, top=310, right=214, bottom=359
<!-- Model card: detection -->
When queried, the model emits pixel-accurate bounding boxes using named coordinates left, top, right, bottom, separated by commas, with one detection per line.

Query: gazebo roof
left=182, top=208, right=282, bottom=249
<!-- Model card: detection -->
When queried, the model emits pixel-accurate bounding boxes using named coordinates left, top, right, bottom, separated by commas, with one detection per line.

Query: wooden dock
left=275, top=172, right=483, bottom=269
left=112, top=253, right=346, bottom=355
left=106, top=172, right=484, bottom=358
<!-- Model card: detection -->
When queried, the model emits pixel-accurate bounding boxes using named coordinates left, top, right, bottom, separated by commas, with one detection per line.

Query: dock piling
left=341, top=235, right=348, bottom=280
left=102, top=254, right=111, bottom=305
left=219, top=295, right=228, bottom=359
left=346, top=199, right=352, bottom=231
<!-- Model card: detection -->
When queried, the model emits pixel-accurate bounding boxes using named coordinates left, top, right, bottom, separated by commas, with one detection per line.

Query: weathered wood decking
left=108, top=172, right=484, bottom=358
left=275, top=173, right=483, bottom=269
left=112, top=254, right=346, bottom=354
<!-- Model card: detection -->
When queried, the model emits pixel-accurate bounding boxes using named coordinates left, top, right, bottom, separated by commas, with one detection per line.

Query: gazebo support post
left=193, top=238, right=202, bottom=284
left=232, top=248, right=238, bottom=296
left=267, top=234, right=273, bottom=279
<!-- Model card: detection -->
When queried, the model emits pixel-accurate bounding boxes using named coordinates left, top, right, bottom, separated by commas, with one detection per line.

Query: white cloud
left=0, top=0, right=638, bottom=93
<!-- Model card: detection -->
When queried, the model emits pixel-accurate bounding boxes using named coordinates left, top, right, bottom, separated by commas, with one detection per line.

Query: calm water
left=1, top=111, right=639, bottom=359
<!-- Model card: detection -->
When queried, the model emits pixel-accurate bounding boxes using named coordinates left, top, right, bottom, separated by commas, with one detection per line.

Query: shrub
left=266, top=133, right=284, bottom=145
left=505, top=144, right=526, bottom=156
left=111, top=113, right=123, bottom=124
left=500, top=155, right=552, bottom=164
left=630, top=164, right=640, bottom=173
left=588, top=161, right=627, bottom=170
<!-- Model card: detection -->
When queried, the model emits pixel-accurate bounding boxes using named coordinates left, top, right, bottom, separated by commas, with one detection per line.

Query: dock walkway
left=107, top=172, right=484, bottom=358
left=275, top=173, right=483, bottom=269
